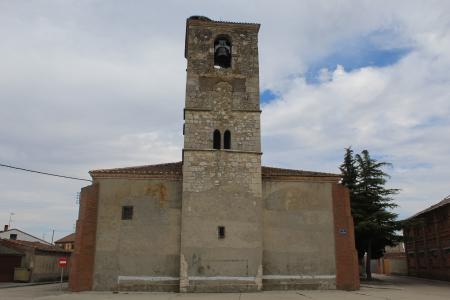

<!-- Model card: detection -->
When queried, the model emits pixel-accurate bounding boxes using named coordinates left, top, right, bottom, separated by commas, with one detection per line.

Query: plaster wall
left=92, top=178, right=182, bottom=291
left=262, top=179, right=337, bottom=289
left=32, top=253, right=70, bottom=282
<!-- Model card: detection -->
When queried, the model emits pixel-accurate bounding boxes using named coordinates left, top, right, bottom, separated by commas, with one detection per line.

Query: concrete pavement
left=0, top=275, right=449, bottom=300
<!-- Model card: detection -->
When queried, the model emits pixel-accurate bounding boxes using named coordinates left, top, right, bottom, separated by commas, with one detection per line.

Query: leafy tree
left=340, top=149, right=401, bottom=280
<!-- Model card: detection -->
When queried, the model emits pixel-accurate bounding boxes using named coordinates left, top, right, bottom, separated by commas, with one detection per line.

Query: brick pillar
left=69, top=183, right=99, bottom=292
left=332, top=183, right=360, bottom=291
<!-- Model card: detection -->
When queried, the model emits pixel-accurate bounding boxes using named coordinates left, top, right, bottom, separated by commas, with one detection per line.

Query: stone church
left=69, top=16, right=359, bottom=292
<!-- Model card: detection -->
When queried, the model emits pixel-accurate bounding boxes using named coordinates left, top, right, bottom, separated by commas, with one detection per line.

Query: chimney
left=3, top=225, right=8, bottom=231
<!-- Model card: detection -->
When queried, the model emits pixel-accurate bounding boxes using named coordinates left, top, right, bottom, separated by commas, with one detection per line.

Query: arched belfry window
left=214, top=37, right=231, bottom=68
left=213, top=130, right=221, bottom=149
left=224, top=130, right=231, bottom=149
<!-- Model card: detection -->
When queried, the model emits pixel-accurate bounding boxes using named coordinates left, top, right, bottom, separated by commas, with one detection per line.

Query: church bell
left=214, top=39, right=231, bottom=68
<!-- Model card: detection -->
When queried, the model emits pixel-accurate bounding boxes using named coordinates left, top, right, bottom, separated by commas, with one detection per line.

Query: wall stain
left=146, top=183, right=168, bottom=207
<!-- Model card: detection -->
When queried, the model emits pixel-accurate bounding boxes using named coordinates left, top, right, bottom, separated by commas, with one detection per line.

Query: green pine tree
left=340, top=147, right=358, bottom=191
left=341, top=149, right=401, bottom=280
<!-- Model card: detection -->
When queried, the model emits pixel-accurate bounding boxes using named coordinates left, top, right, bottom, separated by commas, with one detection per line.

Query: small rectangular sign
left=58, top=257, right=68, bottom=267
left=339, top=228, right=347, bottom=235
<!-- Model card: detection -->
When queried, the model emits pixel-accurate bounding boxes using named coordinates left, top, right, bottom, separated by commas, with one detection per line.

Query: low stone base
left=107, top=275, right=338, bottom=292
left=262, top=277, right=335, bottom=291
left=116, top=278, right=179, bottom=292
left=182, top=281, right=259, bottom=293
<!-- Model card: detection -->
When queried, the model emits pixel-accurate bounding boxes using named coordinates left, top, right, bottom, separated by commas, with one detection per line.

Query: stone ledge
left=184, top=107, right=262, bottom=113
left=183, top=148, right=263, bottom=155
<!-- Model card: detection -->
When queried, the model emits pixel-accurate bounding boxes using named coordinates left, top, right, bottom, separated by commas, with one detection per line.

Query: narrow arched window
left=213, top=130, right=221, bottom=149
left=224, top=130, right=231, bottom=149
left=214, top=37, right=231, bottom=68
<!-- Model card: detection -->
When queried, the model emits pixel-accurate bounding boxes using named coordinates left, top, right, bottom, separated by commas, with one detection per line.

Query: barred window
left=122, top=206, right=133, bottom=220
left=218, top=226, right=225, bottom=239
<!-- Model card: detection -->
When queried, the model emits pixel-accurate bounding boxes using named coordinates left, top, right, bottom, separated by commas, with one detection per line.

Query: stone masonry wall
left=180, top=150, right=263, bottom=292
left=184, top=108, right=260, bottom=152
left=181, top=19, right=263, bottom=292
left=185, top=22, right=260, bottom=111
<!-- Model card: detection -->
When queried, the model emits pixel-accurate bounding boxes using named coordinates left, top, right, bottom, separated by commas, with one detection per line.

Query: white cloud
left=0, top=1, right=449, bottom=240
left=262, top=12, right=450, bottom=218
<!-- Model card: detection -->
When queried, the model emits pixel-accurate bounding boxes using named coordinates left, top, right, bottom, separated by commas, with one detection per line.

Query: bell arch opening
left=224, top=130, right=231, bottom=149
left=214, top=36, right=231, bottom=68
left=213, top=129, right=221, bottom=149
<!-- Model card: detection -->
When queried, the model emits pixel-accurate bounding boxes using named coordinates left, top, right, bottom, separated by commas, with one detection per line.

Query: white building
left=0, top=225, right=51, bottom=245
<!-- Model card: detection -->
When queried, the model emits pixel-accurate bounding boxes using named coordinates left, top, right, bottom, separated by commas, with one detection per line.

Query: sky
left=0, top=0, right=449, bottom=242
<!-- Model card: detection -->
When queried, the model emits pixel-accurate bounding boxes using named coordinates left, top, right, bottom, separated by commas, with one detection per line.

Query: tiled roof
left=90, top=162, right=183, bottom=177
left=0, top=228, right=51, bottom=245
left=55, top=233, right=75, bottom=243
left=187, top=16, right=260, bottom=26
left=408, top=195, right=450, bottom=219
left=261, top=166, right=340, bottom=178
left=0, top=239, right=70, bottom=253
left=90, top=162, right=340, bottom=179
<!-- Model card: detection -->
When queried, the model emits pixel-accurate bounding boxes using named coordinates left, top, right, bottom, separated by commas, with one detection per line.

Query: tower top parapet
left=185, top=16, right=260, bottom=58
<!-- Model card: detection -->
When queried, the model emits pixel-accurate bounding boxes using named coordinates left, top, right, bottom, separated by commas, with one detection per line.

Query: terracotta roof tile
left=90, top=162, right=183, bottom=177
left=90, top=161, right=340, bottom=179
left=55, top=233, right=75, bottom=243
left=0, top=239, right=70, bottom=253
left=261, top=166, right=340, bottom=178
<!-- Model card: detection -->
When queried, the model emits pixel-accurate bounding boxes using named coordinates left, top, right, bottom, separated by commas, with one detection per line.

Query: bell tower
left=180, top=16, right=262, bottom=292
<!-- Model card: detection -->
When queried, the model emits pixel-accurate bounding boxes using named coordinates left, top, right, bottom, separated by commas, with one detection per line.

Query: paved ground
left=0, top=275, right=449, bottom=300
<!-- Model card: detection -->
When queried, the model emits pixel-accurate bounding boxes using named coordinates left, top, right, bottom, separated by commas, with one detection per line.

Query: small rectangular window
left=122, top=206, right=133, bottom=220
left=9, top=233, right=17, bottom=240
left=218, top=226, right=225, bottom=239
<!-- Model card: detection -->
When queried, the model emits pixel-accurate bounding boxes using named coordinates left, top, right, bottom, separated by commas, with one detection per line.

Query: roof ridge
left=261, top=165, right=341, bottom=177
left=0, top=239, right=70, bottom=253
left=407, top=194, right=450, bottom=219
left=0, top=228, right=51, bottom=244
left=54, top=232, right=76, bottom=243
left=88, top=162, right=340, bottom=179
left=90, top=161, right=182, bottom=173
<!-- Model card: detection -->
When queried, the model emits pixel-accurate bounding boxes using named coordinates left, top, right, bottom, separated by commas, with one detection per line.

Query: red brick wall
left=404, top=206, right=450, bottom=281
left=69, top=183, right=99, bottom=291
left=332, top=183, right=360, bottom=290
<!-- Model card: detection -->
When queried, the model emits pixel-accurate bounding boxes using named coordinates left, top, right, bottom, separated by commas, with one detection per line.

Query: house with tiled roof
left=69, top=16, right=359, bottom=293
left=0, top=238, right=70, bottom=282
left=55, top=233, right=76, bottom=251
left=0, top=226, right=51, bottom=245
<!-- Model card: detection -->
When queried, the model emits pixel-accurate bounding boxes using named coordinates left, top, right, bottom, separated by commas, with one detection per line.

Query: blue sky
left=260, top=89, right=279, bottom=103
left=261, top=30, right=412, bottom=103
left=1, top=1, right=450, bottom=241
left=304, top=34, right=412, bottom=84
